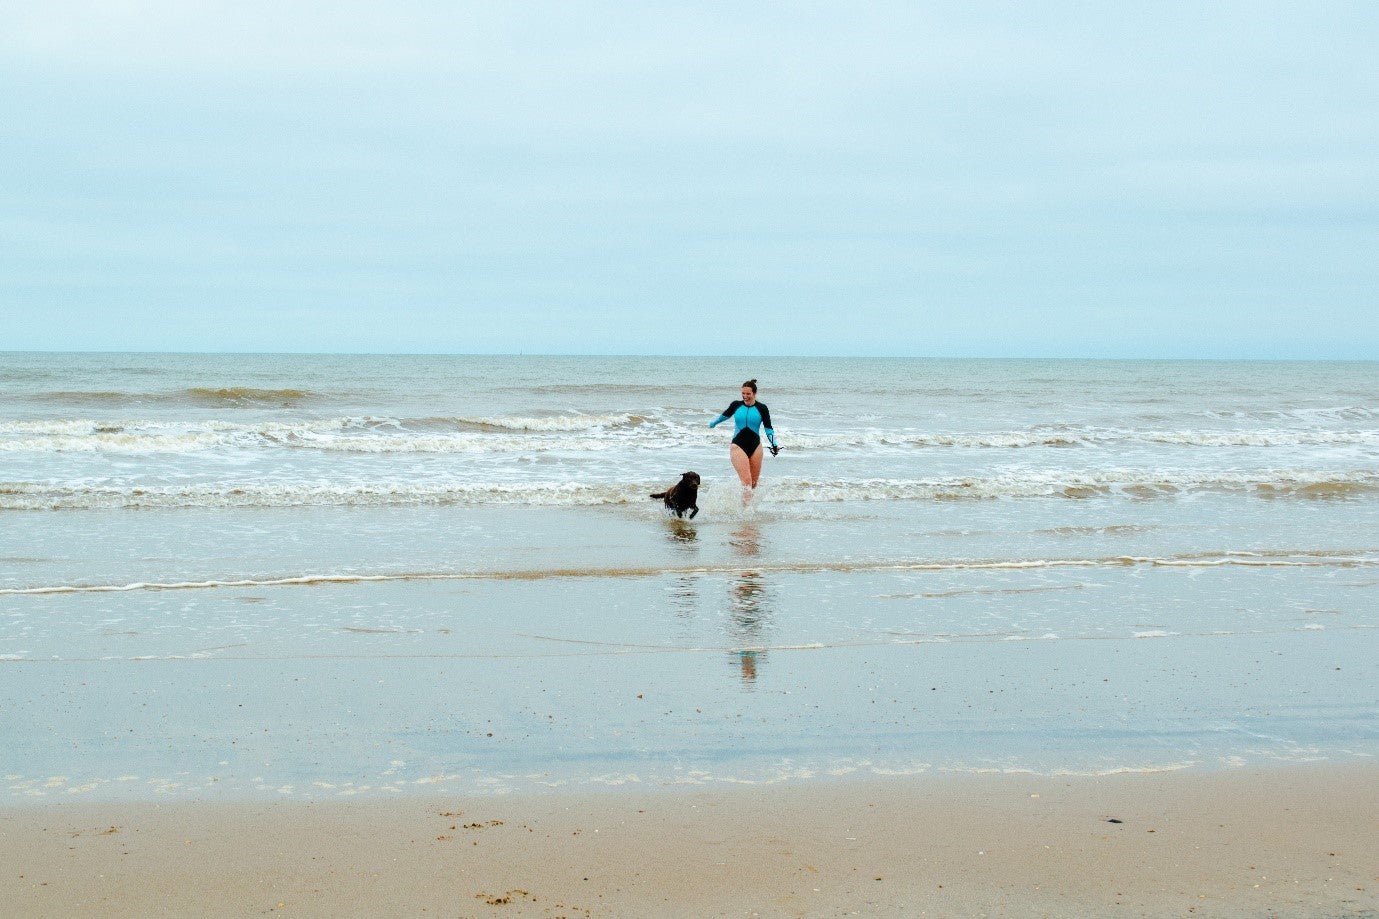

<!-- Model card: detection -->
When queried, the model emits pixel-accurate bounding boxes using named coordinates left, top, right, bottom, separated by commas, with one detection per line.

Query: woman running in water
left=710, top=378, right=779, bottom=497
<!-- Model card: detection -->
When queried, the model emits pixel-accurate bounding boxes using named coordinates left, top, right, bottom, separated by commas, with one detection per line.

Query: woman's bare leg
left=748, top=447, right=764, bottom=487
left=730, top=445, right=753, bottom=488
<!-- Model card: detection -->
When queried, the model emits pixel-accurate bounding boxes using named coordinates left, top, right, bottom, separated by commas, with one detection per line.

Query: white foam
left=0, top=413, right=654, bottom=455
left=4, top=469, right=1378, bottom=510
left=3, top=416, right=1375, bottom=455
left=463, top=412, right=647, bottom=431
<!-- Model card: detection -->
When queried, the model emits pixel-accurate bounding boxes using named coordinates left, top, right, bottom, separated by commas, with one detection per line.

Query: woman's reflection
left=727, top=522, right=773, bottom=685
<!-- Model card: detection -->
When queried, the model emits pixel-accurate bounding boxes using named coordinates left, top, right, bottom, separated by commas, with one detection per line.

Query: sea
left=3, top=353, right=1377, bottom=801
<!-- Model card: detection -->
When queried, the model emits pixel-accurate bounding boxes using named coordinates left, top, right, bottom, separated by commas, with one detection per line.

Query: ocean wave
left=1143, top=430, right=1379, bottom=447
left=1199, top=406, right=1379, bottom=423
left=25, top=387, right=320, bottom=407
left=28, top=390, right=134, bottom=404
left=798, top=429, right=1379, bottom=449
left=2, top=471, right=1377, bottom=510
left=183, top=387, right=315, bottom=406
left=451, top=413, right=651, bottom=432
left=773, top=472, right=1379, bottom=502
left=0, top=480, right=631, bottom=510
left=509, top=383, right=692, bottom=397
left=0, top=414, right=655, bottom=453
left=1, top=417, right=1375, bottom=454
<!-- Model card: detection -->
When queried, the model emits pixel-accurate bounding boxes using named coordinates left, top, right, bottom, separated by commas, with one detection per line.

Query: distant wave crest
left=184, top=387, right=314, bottom=406
left=27, top=387, right=319, bottom=408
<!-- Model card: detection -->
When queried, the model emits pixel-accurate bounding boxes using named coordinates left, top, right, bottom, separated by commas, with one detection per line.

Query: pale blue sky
left=3, top=1, right=1376, bottom=357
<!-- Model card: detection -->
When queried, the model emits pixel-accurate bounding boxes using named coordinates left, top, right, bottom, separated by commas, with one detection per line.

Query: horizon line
left=1, top=350, right=1375, bottom=364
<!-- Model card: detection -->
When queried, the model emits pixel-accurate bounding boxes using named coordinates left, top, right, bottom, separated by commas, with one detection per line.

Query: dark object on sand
left=651, top=471, right=701, bottom=519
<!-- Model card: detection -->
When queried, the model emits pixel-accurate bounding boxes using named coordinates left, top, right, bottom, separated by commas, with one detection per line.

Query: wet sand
left=3, top=764, right=1376, bottom=918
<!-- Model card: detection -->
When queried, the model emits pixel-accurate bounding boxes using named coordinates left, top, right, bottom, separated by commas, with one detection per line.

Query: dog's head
left=680, top=471, right=701, bottom=488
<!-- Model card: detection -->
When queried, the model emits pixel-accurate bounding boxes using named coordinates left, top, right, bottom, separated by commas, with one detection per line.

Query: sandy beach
left=3, top=764, right=1376, bottom=918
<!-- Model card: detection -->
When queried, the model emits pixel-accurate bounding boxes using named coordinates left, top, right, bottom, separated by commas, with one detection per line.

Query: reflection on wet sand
left=663, top=519, right=700, bottom=618
left=728, top=522, right=773, bottom=685
left=669, top=574, right=699, bottom=619
left=664, top=518, right=698, bottom=544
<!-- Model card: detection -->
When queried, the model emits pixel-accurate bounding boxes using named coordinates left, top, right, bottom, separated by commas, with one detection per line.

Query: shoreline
left=3, top=762, right=1376, bottom=918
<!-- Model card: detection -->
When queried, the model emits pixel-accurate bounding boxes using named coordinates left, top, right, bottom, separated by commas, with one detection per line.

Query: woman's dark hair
left=742, top=378, right=758, bottom=393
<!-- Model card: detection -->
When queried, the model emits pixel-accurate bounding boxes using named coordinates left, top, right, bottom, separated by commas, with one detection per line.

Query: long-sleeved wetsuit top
left=710, top=400, right=776, bottom=454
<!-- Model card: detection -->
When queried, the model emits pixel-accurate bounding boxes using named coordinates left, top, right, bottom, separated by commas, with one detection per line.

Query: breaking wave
left=183, top=387, right=315, bottom=405
left=0, top=414, right=654, bottom=453
left=1, top=417, right=1374, bottom=454
left=3, top=471, right=1377, bottom=510
left=28, top=387, right=320, bottom=408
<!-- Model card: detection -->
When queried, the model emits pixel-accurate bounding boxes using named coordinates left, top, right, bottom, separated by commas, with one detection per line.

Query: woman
left=709, top=378, right=779, bottom=495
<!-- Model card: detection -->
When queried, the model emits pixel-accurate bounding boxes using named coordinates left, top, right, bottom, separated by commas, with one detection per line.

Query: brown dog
left=650, top=471, right=700, bottom=519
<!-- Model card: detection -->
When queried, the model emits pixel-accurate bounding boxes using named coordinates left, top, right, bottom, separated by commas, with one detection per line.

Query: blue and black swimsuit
left=710, top=400, right=777, bottom=456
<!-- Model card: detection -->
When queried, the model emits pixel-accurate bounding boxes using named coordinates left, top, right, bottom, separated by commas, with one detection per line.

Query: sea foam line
left=4, top=470, right=1379, bottom=510
left=4, top=551, right=1376, bottom=595
left=3, top=417, right=1377, bottom=454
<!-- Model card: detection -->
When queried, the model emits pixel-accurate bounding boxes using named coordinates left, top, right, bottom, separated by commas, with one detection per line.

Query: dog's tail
left=649, top=491, right=667, bottom=499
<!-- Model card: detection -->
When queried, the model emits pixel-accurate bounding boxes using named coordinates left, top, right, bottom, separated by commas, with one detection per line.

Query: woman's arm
left=709, top=400, right=743, bottom=428
left=758, top=403, right=778, bottom=450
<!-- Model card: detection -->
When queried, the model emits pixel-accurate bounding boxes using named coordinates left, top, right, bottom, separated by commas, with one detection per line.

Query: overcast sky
left=3, top=1, right=1376, bottom=357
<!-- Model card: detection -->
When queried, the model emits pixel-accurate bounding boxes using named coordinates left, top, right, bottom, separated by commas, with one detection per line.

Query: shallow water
left=2, top=354, right=1377, bottom=800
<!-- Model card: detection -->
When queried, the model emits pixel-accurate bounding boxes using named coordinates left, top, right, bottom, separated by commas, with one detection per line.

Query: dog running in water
left=650, top=471, right=701, bottom=519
